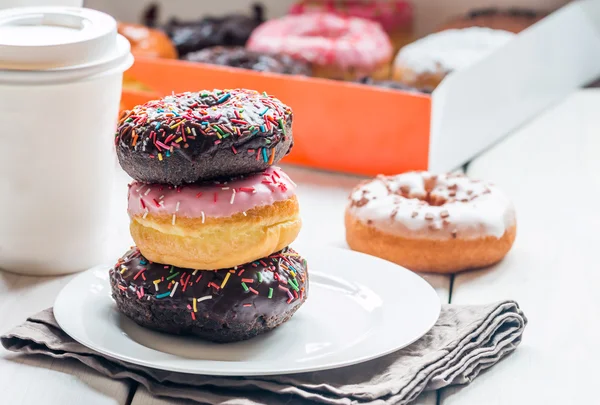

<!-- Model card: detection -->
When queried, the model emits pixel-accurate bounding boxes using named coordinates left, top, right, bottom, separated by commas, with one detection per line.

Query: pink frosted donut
left=127, top=166, right=302, bottom=270
left=247, top=13, right=393, bottom=80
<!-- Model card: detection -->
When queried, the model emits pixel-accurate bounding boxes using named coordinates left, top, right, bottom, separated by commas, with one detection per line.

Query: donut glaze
left=109, top=246, right=308, bottom=342
left=116, top=89, right=293, bottom=185
left=247, top=13, right=392, bottom=75
left=184, top=46, right=312, bottom=76
left=347, top=172, right=515, bottom=240
left=127, top=166, right=296, bottom=219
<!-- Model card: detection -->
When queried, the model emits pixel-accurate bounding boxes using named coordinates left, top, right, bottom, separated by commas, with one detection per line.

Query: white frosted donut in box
left=393, top=27, right=516, bottom=91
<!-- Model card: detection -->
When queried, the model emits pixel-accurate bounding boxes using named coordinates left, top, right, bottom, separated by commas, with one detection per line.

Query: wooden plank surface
left=441, top=90, right=600, bottom=404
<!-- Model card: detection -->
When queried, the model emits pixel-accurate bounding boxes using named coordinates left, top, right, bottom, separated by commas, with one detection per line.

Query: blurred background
left=86, top=0, right=569, bottom=35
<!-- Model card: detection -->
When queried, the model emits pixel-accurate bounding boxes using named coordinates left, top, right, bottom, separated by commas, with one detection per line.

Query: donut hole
left=394, top=175, right=485, bottom=207
left=393, top=177, right=455, bottom=207
left=425, top=193, right=449, bottom=207
left=396, top=189, right=448, bottom=207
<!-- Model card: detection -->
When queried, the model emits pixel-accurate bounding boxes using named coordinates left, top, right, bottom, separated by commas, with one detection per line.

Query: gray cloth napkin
left=1, top=301, right=526, bottom=405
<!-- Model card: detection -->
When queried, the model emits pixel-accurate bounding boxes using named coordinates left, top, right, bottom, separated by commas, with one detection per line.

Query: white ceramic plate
left=54, top=247, right=440, bottom=376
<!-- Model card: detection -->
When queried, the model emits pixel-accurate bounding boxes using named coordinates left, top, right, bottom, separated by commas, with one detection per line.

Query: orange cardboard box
left=121, top=1, right=600, bottom=177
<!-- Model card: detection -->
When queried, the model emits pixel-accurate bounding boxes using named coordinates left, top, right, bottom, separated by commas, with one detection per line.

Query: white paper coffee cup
left=0, top=7, right=133, bottom=275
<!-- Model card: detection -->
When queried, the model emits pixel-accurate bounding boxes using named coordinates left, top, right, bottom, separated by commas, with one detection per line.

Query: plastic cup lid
left=0, top=7, right=120, bottom=70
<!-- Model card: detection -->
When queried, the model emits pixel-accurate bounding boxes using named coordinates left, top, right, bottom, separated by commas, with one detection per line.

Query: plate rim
left=54, top=247, right=441, bottom=376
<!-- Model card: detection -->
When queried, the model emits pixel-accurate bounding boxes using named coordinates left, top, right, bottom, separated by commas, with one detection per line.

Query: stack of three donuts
left=110, top=89, right=308, bottom=343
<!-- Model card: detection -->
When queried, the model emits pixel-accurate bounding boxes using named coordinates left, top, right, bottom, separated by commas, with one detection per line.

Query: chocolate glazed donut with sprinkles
left=109, top=246, right=308, bottom=343
left=116, top=89, right=294, bottom=185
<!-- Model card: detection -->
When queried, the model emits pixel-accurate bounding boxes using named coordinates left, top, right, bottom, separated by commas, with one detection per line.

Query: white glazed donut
left=345, top=171, right=517, bottom=273
left=392, top=27, right=515, bottom=91
left=247, top=13, right=393, bottom=80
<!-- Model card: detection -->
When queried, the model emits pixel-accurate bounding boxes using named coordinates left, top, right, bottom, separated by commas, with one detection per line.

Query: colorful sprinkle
left=221, top=272, right=231, bottom=289
left=217, top=93, right=231, bottom=103
left=182, top=274, right=191, bottom=292
left=133, top=268, right=145, bottom=280
left=268, top=148, right=275, bottom=165
left=278, top=118, right=286, bottom=134
left=170, top=282, right=179, bottom=297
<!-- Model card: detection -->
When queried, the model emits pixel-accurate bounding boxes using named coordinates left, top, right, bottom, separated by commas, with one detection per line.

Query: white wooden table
left=1, top=89, right=598, bottom=405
